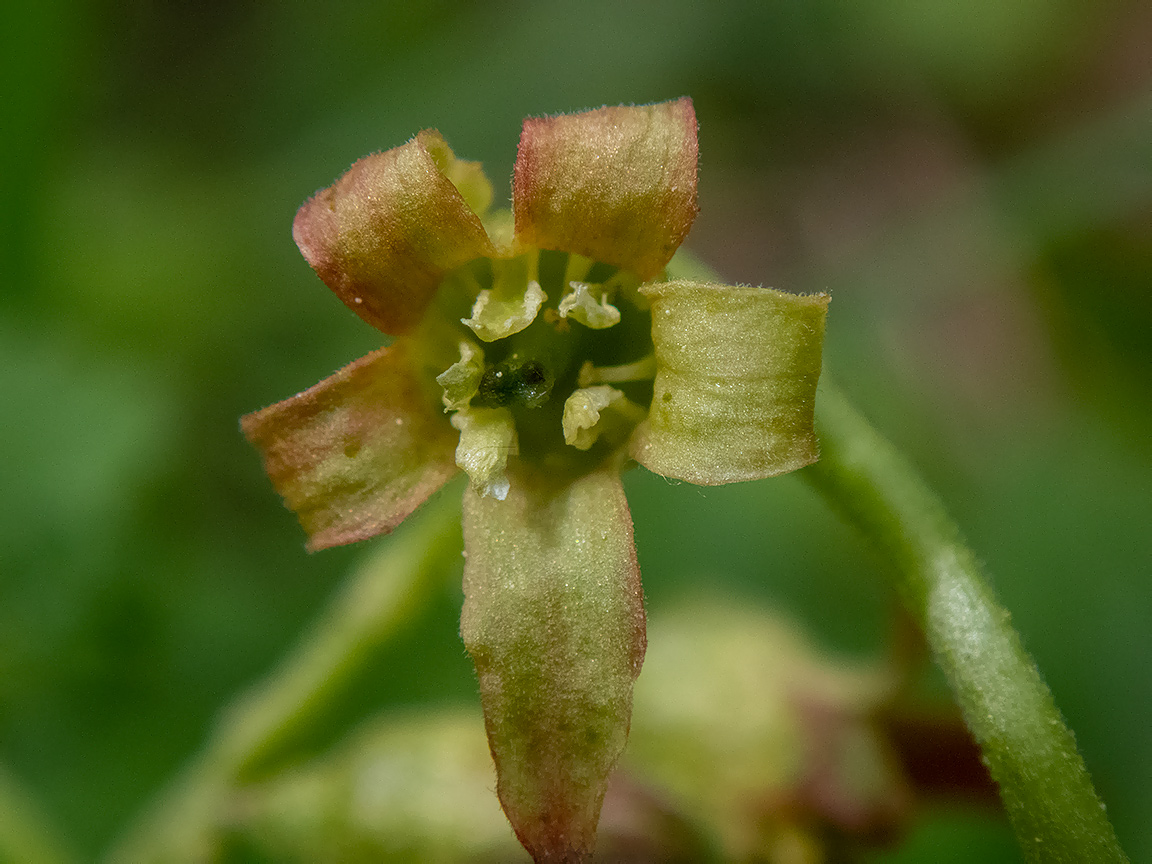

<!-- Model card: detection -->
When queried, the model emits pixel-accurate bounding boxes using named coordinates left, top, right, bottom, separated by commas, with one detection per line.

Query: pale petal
left=462, top=281, right=546, bottom=343
left=559, top=283, right=621, bottom=330
left=513, top=98, right=699, bottom=280
left=460, top=469, right=646, bottom=863
left=461, top=254, right=546, bottom=342
left=436, top=340, right=485, bottom=411
left=562, top=386, right=644, bottom=451
left=450, top=407, right=518, bottom=500
left=241, top=342, right=457, bottom=550
left=630, top=280, right=829, bottom=484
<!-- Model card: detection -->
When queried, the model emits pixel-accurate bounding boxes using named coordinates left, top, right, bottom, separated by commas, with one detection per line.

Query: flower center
left=429, top=248, right=657, bottom=498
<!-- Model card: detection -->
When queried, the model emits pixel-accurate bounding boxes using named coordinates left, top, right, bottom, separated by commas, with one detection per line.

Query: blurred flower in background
left=1, top=1, right=1150, bottom=862
left=224, top=602, right=987, bottom=863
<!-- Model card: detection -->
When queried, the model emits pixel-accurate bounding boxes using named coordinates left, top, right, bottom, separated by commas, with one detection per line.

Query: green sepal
left=630, top=280, right=829, bottom=485
left=292, top=134, right=495, bottom=335
left=240, top=341, right=458, bottom=551
left=460, top=468, right=646, bottom=863
left=627, top=603, right=904, bottom=860
left=513, top=98, right=699, bottom=281
left=230, top=713, right=517, bottom=863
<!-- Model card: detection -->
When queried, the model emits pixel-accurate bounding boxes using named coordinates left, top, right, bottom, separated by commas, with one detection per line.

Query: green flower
left=242, top=98, right=829, bottom=863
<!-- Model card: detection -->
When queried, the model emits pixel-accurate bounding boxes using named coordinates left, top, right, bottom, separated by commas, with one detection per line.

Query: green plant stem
left=103, top=488, right=462, bottom=864
left=804, top=383, right=1127, bottom=864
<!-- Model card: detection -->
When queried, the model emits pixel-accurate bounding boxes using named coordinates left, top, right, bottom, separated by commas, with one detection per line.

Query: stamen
left=462, top=253, right=546, bottom=341
left=577, top=354, right=657, bottom=388
left=563, top=252, right=595, bottom=286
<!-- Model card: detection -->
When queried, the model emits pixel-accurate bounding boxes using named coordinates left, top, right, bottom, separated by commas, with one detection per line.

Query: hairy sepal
left=513, top=98, right=698, bottom=281
left=461, top=469, right=646, bottom=863
left=631, top=280, right=829, bottom=484
left=293, top=133, right=495, bottom=335
left=241, top=341, right=457, bottom=550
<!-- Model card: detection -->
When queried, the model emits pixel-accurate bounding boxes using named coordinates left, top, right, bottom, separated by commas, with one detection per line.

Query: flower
left=242, top=98, right=829, bottom=863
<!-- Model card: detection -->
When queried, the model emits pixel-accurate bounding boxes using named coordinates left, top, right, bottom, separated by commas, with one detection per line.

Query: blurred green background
left=2, top=0, right=1150, bottom=861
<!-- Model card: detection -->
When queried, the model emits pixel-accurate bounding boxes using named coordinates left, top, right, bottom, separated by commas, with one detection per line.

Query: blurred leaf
left=627, top=602, right=907, bottom=861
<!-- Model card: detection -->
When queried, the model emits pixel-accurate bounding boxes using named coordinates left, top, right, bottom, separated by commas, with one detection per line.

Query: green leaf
left=460, top=468, right=646, bottom=863
left=630, top=280, right=829, bottom=485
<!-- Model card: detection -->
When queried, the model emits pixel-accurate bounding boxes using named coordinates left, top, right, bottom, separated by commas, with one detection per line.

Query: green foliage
left=2, top=1, right=1150, bottom=862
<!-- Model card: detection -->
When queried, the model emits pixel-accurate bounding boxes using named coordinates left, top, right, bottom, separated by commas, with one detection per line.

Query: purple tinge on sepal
left=241, top=342, right=459, bottom=550
left=293, top=134, right=496, bottom=335
left=460, top=468, right=646, bottom=863
left=513, top=98, right=698, bottom=281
